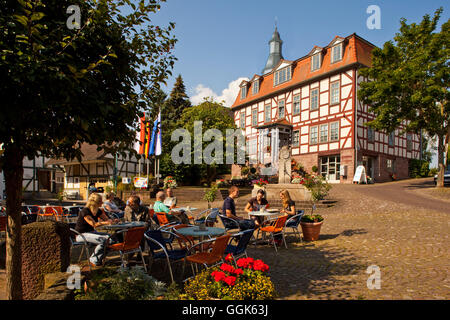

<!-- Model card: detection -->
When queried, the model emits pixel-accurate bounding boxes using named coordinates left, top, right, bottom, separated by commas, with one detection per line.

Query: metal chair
left=144, top=229, right=188, bottom=283
left=69, top=228, right=91, bottom=271
left=105, top=227, right=147, bottom=272
left=223, top=229, right=254, bottom=265
left=257, top=214, right=289, bottom=253
left=284, top=210, right=304, bottom=242
left=0, top=215, right=7, bottom=242
left=185, top=234, right=231, bottom=276
left=218, top=214, right=240, bottom=232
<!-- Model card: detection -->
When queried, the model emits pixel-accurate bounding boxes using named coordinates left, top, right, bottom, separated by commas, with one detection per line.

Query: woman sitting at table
left=244, top=189, right=269, bottom=228
left=103, top=192, right=124, bottom=219
left=279, top=189, right=296, bottom=216
left=74, top=193, right=119, bottom=267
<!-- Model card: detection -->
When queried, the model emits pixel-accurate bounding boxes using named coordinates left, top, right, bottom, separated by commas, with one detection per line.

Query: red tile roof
left=231, top=34, right=375, bottom=110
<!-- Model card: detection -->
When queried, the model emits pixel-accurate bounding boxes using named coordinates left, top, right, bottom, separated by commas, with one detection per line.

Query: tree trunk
left=3, top=145, right=24, bottom=300
left=436, top=135, right=445, bottom=188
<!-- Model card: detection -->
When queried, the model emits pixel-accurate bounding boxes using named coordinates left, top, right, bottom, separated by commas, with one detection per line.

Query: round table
left=175, top=226, right=225, bottom=238
left=248, top=209, right=280, bottom=219
left=99, top=221, right=146, bottom=231
left=175, top=226, right=226, bottom=251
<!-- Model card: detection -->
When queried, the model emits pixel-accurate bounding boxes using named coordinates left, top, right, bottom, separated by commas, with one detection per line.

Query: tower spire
left=262, top=25, right=284, bottom=75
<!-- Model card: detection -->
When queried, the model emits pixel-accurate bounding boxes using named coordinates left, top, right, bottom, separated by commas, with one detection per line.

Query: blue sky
left=151, top=0, right=449, bottom=107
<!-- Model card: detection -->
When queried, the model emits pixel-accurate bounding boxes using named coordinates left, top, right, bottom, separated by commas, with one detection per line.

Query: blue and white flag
left=149, top=111, right=161, bottom=156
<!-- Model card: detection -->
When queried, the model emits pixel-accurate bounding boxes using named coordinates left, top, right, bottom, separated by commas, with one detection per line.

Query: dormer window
left=240, top=85, right=247, bottom=99
left=331, top=43, right=343, bottom=63
left=274, top=65, right=292, bottom=86
left=252, top=79, right=259, bottom=95
left=311, top=53, right=321, bottom=71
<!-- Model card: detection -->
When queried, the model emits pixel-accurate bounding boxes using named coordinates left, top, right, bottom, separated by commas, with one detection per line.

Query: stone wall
left=21, top=221, right=71, bottom=300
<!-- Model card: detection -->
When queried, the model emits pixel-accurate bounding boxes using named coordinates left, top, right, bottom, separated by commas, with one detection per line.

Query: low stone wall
left=21, top=221, right=71, bottom=300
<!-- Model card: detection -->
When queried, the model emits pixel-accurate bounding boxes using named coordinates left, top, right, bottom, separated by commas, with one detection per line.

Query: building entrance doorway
left=320, top=155, right=341, bottom=183
left=362, top=156, right=375, bottom=180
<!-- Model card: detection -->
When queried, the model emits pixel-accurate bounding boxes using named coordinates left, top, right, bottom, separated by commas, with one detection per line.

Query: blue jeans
left=76, top=231, right=114, bottom=266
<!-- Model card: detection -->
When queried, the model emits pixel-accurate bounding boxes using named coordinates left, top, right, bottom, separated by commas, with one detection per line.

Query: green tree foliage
left=358, top=8, right=449, bottom=187
left=0, top=0, right=176, bottom=299
left=171, top=98, right=236, bottom=185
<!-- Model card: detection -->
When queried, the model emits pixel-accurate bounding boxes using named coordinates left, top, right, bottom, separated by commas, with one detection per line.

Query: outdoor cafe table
left=175, top=226, right=226, bottom=250
left=98, top=221, right=146, bottom=234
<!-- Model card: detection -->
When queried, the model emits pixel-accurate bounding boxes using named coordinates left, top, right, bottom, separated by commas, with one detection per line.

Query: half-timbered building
left=231, top=29, right=421, bottom=183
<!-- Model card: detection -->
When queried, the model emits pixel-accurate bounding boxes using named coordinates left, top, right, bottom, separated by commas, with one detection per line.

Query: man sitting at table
left=244, top=189, right=269, bottom=228
left=154, top=191, right=190, bottom=224
left=124, top=195, right=152, bottom=225
left=222, top=186, right=255, bottom=231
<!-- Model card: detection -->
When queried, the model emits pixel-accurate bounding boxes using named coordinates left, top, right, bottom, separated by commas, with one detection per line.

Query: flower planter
left=300, top=221, right=323, bottom=241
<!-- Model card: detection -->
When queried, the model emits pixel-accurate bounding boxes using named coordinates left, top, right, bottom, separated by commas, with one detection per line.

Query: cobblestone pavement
left=247, top=178, right=449, bottom=300
left=1, top=178, right=448, bottom=300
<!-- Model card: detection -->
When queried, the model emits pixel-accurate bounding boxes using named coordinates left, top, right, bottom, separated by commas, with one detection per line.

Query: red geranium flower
left=233, top=268, right=244, bottom=275
left=253, top=259, right=269, bottom=272
left=211, top=270, right=226, bottom=282
left=223, top=276, right=236, bottom=286
left=225, top=254, right=233, bottom=262
left=220, top=263, right=235, bottom=273
left=236, top=257, right=255, bottom=269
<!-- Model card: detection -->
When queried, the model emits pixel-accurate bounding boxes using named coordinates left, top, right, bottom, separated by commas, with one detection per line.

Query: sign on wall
left=133, top=177, right=148, bottom=188
left=122, top=177, right=132, bottom=184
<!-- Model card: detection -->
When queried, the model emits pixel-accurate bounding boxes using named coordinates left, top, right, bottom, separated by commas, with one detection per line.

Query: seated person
left=153, top=191, right=190, bottom=225
left=245, top=189, right=269, bottom=227
left=124, top=195, right=152, bottom=224
left=163, top=187, right=177, bottom=209
left=103, top=192, right=124, bottom=218
left=75, top=193, right=119, bottom=267
left=279, top=190, right=296, bottom=216
left=272, top=189, right=296, bottom=245
left=222, top=186, right=255, bottom=231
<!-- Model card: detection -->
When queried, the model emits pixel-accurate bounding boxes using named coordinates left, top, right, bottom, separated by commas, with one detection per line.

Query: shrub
left=241, top=167, right=250, bottom=176
left=163, top=176, right=177, bottom=189
left=300, top=174, right=332, bottom=201
left=75, top=266, right=168, bottom=300
left=183, top=256, right=276, bottom=300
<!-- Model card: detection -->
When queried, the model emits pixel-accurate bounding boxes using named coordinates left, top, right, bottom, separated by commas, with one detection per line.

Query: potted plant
left=182, top=256, right=276, bottom=300
left=300, top=214, right=324, bottom=241
left=203, top=185, right=218, bottom=209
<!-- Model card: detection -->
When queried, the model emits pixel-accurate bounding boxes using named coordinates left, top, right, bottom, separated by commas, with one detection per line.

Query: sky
left=148, top=0, right=449, bottom=166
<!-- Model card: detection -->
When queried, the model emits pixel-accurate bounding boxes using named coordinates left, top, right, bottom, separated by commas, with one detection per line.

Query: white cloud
left=190, top=77, right=249, bottom=107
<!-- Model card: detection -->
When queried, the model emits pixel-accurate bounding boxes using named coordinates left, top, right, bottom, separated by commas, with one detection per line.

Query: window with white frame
left=240, top=111, right=245, bottom=129
left=278, top=99, right=285, bottom=119
left=252, top=80, right=259, bottom=95
left=292, top=130, right=300, bottom=147
left=274, top=65, right=292, bottom=86
left=248, top=138, right=257, bottom=155
left=311, top=53, right=321, bottom=71
left=331, top=43, right=343, bottom=63
left=241, top=86, right=247, bottom=99
left=310, top=88, right=319, bottom=110
left=330, top=81, right=340, bottom=105
left=387, top=159, right=395, bottom=171
left=293, top=94, right=300, bottom=115
left=320, top=124, right=328, bottom=143
left=251, top=108, right=258, bottom=127
left=330, top=122, right=339, bottom=141
left=310, top=126, right=318, bottom=144
left=367, top=126, right=375, bottom=142
left=264, top=104, right=271, bottom=123
left=406, top=133, right=412, bottom=151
